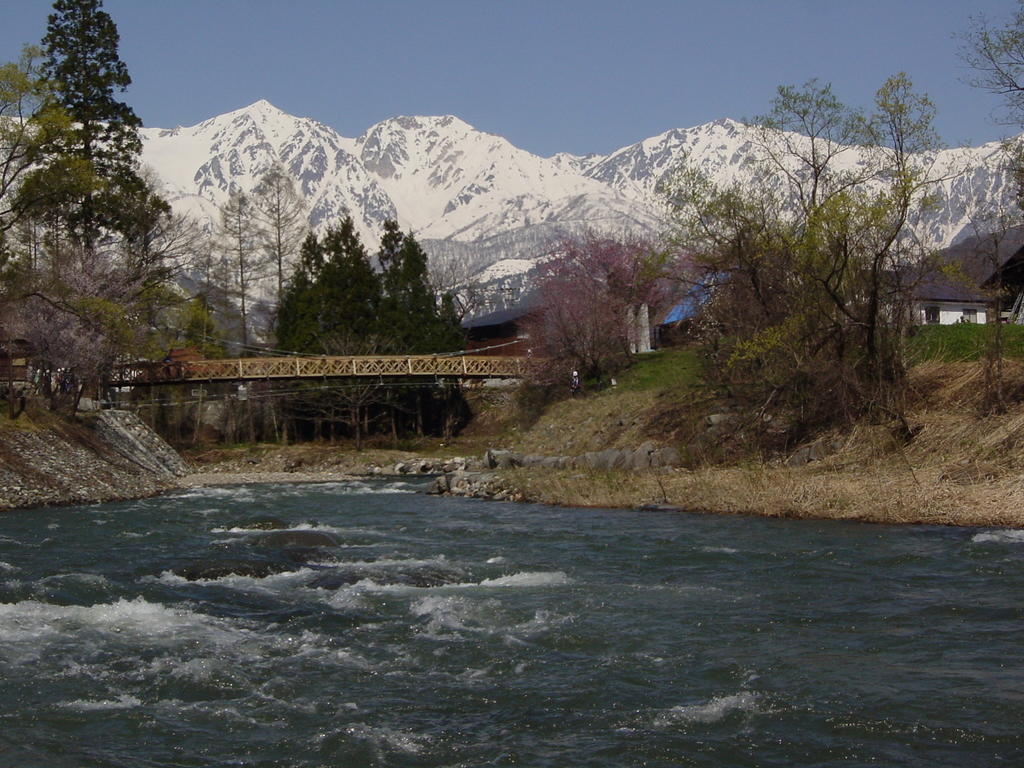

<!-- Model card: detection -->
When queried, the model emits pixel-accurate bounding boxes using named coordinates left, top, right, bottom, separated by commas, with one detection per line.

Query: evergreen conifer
left=319, top=217, right=381, bottom=351
left=277, top=218, right=382, bottom=354
left=41, top=0, right=162, bottom=246
left=377, top=220, right=462, bottom=354
left=277, top=232, right=325, bottom=353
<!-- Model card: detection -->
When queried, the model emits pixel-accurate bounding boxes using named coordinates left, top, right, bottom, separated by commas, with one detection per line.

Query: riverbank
left=175, top=384, right=1024, bottom=528
left=5, top=358, right=1024, bottom=528
left=5, top=430, right=1023, bottom=527
left=421, top=360, right=1024, bottom=527
left=479, top=460, right=1024, bottom=527
left=439, top=360, right=1024, bottom=527
left=0, top=411, right=179, bottom=511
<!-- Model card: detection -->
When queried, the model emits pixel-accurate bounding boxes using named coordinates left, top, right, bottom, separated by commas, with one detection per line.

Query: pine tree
left=41, top=0, right=158, bottom=247
left=376, top=219, right=406, bottom=349
left=396, top=233, right=442, bottom=352
left=277, top=218, right=381, bottom=354
left=319, top=217, right=381, bottom=352
left=377, top=220, right=462, bottom=353
left=433, top=291, right=465, bottom=351
left=277, top=232, right=324, bottom=353
left=377, top=218, right=403, bottom=276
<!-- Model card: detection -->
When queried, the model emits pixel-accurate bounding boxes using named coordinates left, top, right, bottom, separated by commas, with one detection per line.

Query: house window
left=924, top=306, right=940, bottom=324
left=962, top=308, right=978, bottom=323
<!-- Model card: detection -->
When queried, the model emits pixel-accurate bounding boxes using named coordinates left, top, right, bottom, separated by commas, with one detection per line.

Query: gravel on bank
left=0, top=425, right=176, bottom=512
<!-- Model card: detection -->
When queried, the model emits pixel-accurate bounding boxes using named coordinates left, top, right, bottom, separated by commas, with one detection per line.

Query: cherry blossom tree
left=524, top=232, right=676, bottom=387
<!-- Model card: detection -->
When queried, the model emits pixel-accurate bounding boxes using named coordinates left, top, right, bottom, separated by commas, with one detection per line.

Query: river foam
left=0, top=596, right=254, bottom=654
left=211, top=522, right=384, bottom=536
left=152, top=567, right=320, bottom=590
left=971, top=529, right=1024, bottom=544
left=59, top=694, right=143, bottom=711
left=476, top=571, right=570, bottom=588
left=652, top=692, right=761, bottom=727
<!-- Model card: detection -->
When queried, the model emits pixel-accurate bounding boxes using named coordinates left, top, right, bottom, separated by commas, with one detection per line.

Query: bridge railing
left=110, top=354, right=528, bottom=386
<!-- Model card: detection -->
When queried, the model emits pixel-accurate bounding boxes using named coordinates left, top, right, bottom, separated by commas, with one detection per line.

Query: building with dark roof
left=0, top=334, right=32, bottom=384
left=915, top=226, right=1024, bottom=325
left=461, top=303, right=537, bottom=356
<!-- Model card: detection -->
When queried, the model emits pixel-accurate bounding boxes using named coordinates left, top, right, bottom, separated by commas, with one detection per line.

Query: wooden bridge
left=109, top=354, right=528, bottom=387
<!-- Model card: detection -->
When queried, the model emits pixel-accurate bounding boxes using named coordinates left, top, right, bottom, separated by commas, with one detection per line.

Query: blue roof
left=660, top=286, right=710, bottom=325
left=663, top=299, right=696, bottom=325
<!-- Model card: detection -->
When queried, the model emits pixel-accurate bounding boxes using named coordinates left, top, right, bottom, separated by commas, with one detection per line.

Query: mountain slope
left=140, top=100, right=1020, bottom=282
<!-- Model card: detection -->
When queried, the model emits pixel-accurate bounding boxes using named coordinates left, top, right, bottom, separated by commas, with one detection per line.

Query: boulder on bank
left=579, top=448, right=629, bottom=471
left=519, top=455, right=570, bottom=469
left=391, top=456, right=480, bottom=474
left=430, top=441, right=684, bottom=500
left=576, top=443, right=682, bottom=472
left=430, top=470, right=515, bottom=501
left=638, top=503, right=684, bottom=513
left=785, top=438, right=843, bottom=467
left=484, top=449, right=521, bottom=469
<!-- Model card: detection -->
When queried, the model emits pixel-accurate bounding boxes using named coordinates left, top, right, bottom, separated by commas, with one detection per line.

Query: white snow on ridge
left=139, top=100, right=1024, bottom=281
left=476, top=259, right=538, bottom=282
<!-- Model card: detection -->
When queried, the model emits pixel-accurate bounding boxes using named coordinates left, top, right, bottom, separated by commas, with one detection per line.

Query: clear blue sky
left=1, top=0, right=1019, bottom=156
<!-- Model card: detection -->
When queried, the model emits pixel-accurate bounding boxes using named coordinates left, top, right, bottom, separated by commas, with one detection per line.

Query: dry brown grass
left=507, top=460, right=1024, bottom=527
left=493, top=361, right=1024, bottom=527
left=512, top=389, right=661, bottom=456
left=0, top=402, right=57, bottom=433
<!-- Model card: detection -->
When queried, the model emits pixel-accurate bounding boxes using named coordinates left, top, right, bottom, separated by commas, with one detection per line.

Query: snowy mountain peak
left=220, top=99, right=303, bottom=124
left=247, top=97, right=285, bottom=114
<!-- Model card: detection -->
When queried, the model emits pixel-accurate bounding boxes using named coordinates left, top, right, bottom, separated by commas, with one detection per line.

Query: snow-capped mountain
left=140, top=100, right=1022, bottom=287
left=141, top=100, right=395, bottom=242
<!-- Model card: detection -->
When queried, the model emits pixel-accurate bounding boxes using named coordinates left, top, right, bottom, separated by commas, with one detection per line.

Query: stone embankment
left=0, top=410, right=186, bottom=511
left=427, top=443, right=682, bottom=501
left=92, top=410, right=189, bottom=478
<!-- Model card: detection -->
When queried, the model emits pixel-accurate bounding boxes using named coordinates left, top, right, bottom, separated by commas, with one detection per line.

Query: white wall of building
left=917, top=301, right=987, bottom=325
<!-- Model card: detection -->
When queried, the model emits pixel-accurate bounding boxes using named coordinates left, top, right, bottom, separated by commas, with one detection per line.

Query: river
left=1, top=479, right=1023, bottom=767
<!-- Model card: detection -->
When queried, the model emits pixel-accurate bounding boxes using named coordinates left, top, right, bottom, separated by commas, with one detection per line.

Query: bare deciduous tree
left=427, top=247, right=487, bottom=321
left=218, top=189, right=265, bottom=349
left=252, top=163, right=307, bottom=317
left=961, top=4, right=1024, bottom=127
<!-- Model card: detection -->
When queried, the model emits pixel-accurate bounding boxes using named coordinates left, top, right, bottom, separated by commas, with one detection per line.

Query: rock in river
left=228, top=517, right=290, bottom=530
left=173, top=560, right=295, bottom=581
left=252, top=530, right=340, bottom=548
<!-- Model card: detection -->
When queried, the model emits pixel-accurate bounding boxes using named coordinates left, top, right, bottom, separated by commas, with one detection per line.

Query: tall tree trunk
left=5, top=352, right=15, bottom=420
left=247, top=398, right=255, bottom=443
left=353, top=405, right=362, bottom=451
left=270, top=398, right=280, bottom=443
left=193, top=389, right=205, bottom=445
